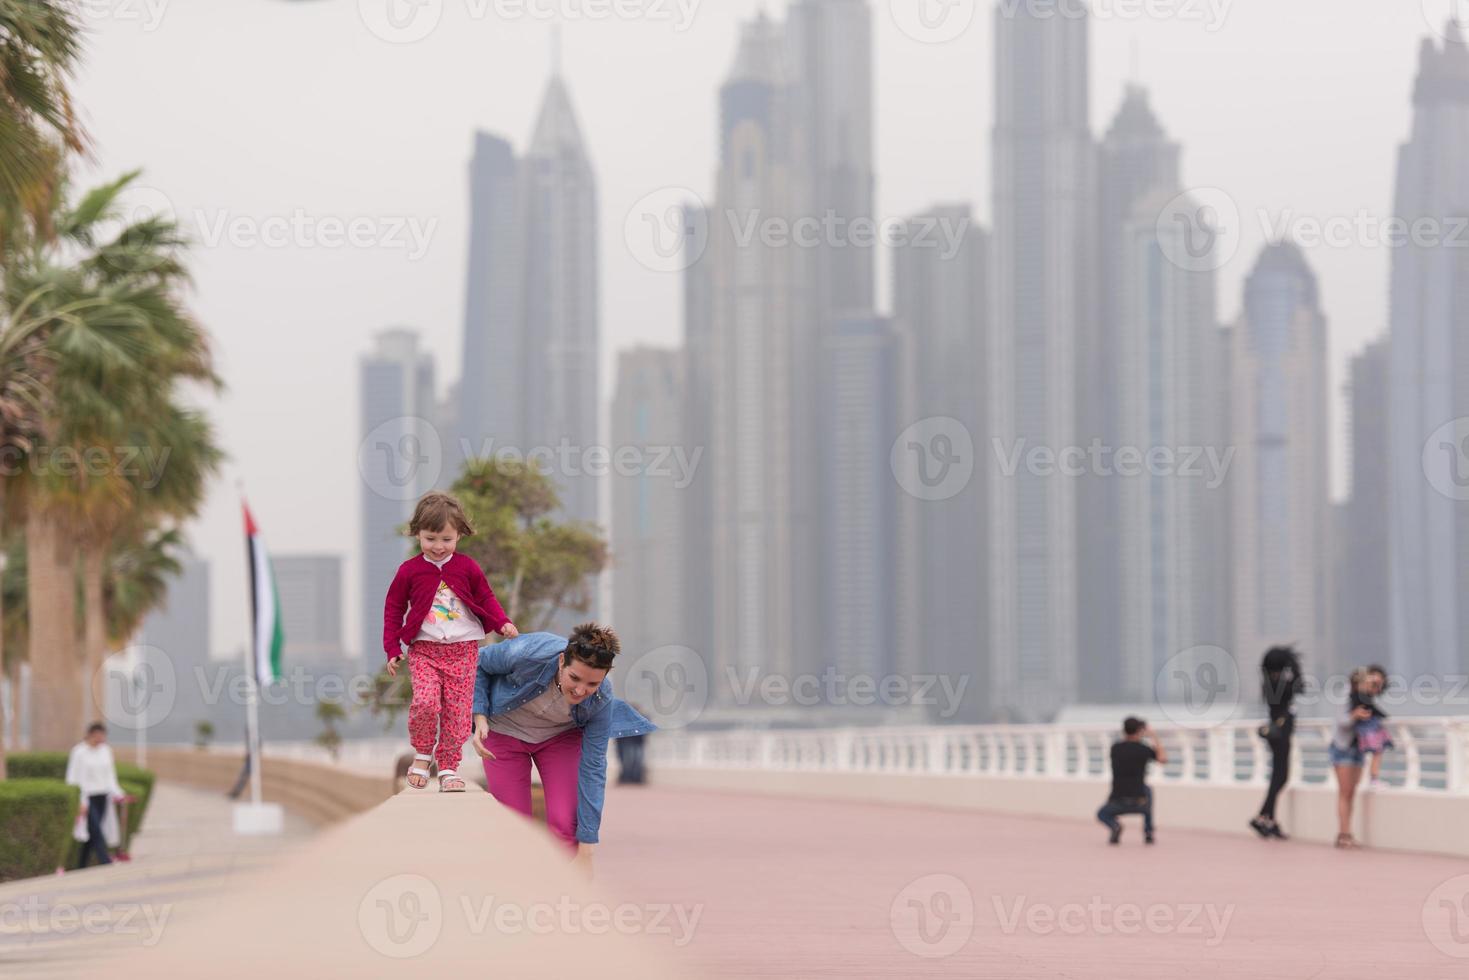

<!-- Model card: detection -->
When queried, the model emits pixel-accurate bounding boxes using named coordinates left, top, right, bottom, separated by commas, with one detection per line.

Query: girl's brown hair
left=409, top=492, right=475, bottom=537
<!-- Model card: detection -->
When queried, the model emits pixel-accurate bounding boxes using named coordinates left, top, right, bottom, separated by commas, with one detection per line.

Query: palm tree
left=0, top=0, right=87, bottom=247
left=80, top=403, right=220, bottom=721
left=8, top=173, right=220, bottom=748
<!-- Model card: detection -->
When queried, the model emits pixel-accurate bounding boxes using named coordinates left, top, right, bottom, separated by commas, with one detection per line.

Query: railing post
left=1044, top=730, right=1068, bottom=778
left=1400, top=726, right=1420, bottom=791
left=927, top=732, right=948, bottom=774
left=1446, top=723, right=1467, bottom=795
left=760, top=733, right=778, bottom=770
left=833, top=730, right=853, bottom=772
left=1207, top=726, right=1234, bottom=785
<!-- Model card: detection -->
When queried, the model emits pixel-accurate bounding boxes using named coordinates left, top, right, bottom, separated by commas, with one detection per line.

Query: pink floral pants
left=406, top=640, right=478, bottom=773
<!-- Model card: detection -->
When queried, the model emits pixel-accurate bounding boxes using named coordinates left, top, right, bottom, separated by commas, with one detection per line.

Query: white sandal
left=438, top=769, right=466, bottom=793
left=406, top=754, right=432, bottom=790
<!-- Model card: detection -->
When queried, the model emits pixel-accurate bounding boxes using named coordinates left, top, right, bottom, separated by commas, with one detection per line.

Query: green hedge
left=7, top=751, right=156, bottom=866
left=0, top=780, right=78, bottom=882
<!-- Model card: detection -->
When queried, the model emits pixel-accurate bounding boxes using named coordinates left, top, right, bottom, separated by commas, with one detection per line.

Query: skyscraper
left=455, top=73, right=599, bottom=531
left=274, top=555, right=345, bottom=666
left=360, top=329, right=436, bottom=661
left=821, top=314, right=897, bottom=682
left=1117, top=188, right=1224, bottom=701
left=1230, top=244, right=1332, bottom=669
left=1388, top=25, right=1469, bottom=680
left=702, top=13, right=801, bottom=688
left=1083, top=86, right=1182, bottom=702
left=520, top=71, right=600, bottom=530
left=457, top=131, right=521, bottom=475
left=786, top=0, right=877, bottom=682
left=989, top=0, right=1095, bottom=719
left=611, top=348, right=686, bottom=661
left=1339, top=337, right=1391, bottom=677
left=892, top=205, right=989, bottom=717
left=681, top=204, right=716, bottom=678
left=135, top=555, right=212, bottom=740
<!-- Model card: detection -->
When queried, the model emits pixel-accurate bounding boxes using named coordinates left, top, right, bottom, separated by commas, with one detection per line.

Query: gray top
left=488, top=680, right=577, bottom=744
left=1331, top=703, right=1359, bottom=752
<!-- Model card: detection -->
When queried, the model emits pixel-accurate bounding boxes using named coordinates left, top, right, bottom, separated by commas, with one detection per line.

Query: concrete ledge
left=650, top=766, right=1469, bottom=857
left=109, top=787, right=683, bottom=977
left=116, top=747, right=392, bottom=825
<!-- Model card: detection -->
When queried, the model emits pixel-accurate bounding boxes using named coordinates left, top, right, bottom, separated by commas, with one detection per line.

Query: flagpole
left=232, top=482, right=283, bottom=836
left=240, top=482, right=264, bottom=808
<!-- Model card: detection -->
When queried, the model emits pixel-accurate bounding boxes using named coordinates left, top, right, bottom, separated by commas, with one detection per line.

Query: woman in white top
left=65, top=723, right=127, bottom=867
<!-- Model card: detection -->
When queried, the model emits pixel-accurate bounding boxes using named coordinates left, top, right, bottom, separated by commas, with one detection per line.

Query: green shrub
left=0, top=780, right=78, bottom=882
left=5, top=751, right=67, bottom=781
left=8, top=751, right=156, bottom=864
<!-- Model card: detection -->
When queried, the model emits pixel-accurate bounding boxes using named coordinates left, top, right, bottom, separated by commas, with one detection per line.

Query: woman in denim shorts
left=1329, top=668, right=1375, bottom=849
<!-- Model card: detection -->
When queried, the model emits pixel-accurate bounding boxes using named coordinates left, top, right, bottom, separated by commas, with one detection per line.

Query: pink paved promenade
left=6, top=780, right=1466, bottom=978
left=595, top=785, right=1469, bottom=979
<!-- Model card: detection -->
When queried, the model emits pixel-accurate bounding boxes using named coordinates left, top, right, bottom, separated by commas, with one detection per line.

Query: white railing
left=648, top=718, right=1469, bottom=794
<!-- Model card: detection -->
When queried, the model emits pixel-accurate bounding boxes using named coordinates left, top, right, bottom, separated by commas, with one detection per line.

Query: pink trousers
left=406, top=640, right=479, bottom=773
left=481, top=728, right=583, bottom=850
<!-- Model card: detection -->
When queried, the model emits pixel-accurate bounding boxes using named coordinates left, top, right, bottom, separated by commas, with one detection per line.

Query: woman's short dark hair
left=563, top=622, right=619, bottom=670
left=86, top=722, right=106, bottom=736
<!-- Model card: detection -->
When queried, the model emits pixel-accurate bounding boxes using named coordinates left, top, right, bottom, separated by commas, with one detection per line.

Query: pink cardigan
left=382, top=553, right=510, bottom=658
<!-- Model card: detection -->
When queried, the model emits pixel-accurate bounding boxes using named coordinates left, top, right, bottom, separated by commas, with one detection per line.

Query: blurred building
left=1229, top=243, right=1332, bottom=669
left=1116, top=187, right=1226, bottom=702
left=1387, top=26, right=1469, bottom=680
left=274, top=555, right=345, bottom=665
left=134, top=554, right=212, bottom=738
left=821, top=314, right=897, bottom=681
left=1083, top=86, right=1182, bottom=703
left=1338, top=338, right=1391, bottom=676
left=892, top=205, right=990, bottom=720
left=610, top=348, right=687, bottom=661
left=360, top=329, right=435, bottom=661
left=681, top=203, right=717, bottom=685
left=457, top=131, right=521, bottom=480
left=989, top=0, right=1095, bottom=719
left=457, top=76, right=599, bottom=528
left=787, top=0, right=878, bottom=684
left=697, top=13, right=802, bottom=694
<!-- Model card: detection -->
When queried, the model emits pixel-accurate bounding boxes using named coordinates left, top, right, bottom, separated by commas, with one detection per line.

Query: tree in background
left=314, top=701, right=345, bottom=763
left=0, top=0, right=89, bottom=779
left=5, top=172, right=221, bottom=750
left=366, top=457, right=608, bottom=727
left=0, top=0, right=87, bottom=246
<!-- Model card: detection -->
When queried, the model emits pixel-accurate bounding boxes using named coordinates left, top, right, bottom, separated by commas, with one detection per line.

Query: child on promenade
left=383, top=491, right=518, bottom=791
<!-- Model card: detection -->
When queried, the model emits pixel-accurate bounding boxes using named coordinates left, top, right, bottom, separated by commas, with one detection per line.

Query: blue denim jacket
left=471, top=632, right=657, bottom=844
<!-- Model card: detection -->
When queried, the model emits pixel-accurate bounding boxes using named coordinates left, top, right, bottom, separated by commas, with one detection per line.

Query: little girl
left=1355, top=664, right=1394, bottom=789
left=383, top=491, right=517, bottom=792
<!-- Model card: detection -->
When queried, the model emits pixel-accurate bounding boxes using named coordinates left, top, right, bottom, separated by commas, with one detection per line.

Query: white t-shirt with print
left=412, top=554, right=487, bottom=645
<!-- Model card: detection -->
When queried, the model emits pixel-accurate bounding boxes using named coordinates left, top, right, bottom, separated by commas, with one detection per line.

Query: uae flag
left=243, top=501, right=284, bottom=686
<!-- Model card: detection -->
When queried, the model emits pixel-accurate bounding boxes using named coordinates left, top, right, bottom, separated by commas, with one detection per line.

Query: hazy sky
left=72, top=0, right=1454, bottom=658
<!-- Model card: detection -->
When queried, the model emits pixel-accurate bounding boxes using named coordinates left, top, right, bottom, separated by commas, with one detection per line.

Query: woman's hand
left=1352, top=706, right=1373, bottom=721
left=500, top=622, right=519, bottom=639
left=471, top=715, right=494, bottom=759
left=386, top=656, right=401, bottom=678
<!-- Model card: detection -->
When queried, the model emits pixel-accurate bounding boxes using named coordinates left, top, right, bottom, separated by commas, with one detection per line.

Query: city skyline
left=68, top=2, right=1457, bottom=670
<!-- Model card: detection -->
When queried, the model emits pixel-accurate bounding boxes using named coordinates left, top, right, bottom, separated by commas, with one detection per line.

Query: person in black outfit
left=1250, top=645, right=1304, bottom=840
left=615, top=733, right=647, bottom=785
left=1096, top=717, right=1168, bottom=845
